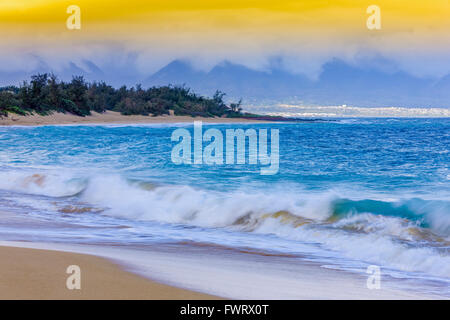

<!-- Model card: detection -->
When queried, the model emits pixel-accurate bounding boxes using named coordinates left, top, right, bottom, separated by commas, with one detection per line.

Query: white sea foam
left=78, top=175, right=450, bottom=278
left=254, top=215, right=450, bottom=278
left=80, top=175, right=334, bottom=226
left=0, top=170, right=85, bottom=197
left=1, top=171, right=449, bottom=279
left=247, top=104, right=450, bottom=118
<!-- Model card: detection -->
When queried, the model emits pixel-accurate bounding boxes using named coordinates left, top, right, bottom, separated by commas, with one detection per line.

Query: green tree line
left=0, top=74, right=243, bottom=118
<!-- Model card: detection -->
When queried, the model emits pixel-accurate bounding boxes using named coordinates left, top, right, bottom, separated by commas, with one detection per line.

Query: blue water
left=0, top=118, right=449, bottom=293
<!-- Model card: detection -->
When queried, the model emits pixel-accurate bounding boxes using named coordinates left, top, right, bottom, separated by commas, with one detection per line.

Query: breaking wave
left=248, top=104, right=450, bottom=118
left=1, top=171, right=449, bottom=278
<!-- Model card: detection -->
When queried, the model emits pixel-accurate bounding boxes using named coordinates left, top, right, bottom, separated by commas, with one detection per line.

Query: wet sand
left=0, top=241, right=439, bottom=300
left=0, top=245, right=219, bottom=300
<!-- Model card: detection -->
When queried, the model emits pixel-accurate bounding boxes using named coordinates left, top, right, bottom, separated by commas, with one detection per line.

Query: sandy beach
left=0, top=245, right=218, bottom=300
left=0, top=241, right=441, bottom=300
left=0, top=110, right=268, bottom=126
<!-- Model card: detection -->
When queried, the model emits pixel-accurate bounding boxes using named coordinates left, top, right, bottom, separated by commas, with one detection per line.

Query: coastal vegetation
left=0, top=74, right=243, bottom=118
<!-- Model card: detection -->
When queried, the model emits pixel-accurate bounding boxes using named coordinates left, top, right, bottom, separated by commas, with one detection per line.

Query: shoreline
left=0, top=243, right=219, bottom=300
left=0, top=110, right=273, bottom=127
left=0, top=240, right=441, bottom=300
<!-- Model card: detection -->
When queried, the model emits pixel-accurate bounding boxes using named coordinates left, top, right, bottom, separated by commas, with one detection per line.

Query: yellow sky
left=0, top=0, right=448, bottom=50
left=1, top=0, right=449, bottom=28
left=1, top=1, right=450, bottom=78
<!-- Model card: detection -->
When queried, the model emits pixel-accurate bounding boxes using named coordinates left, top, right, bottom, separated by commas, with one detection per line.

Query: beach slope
left=0, top=245, right=218, bottom=300
left=0, top=110, right=268, bottom=126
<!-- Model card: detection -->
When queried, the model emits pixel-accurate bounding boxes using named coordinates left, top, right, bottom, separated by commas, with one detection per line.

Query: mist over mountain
left=2, top=58, right=450, bottom=108
left=0, top=59, right=139, bottom=89
left=144, top=59, right=450, bottom=108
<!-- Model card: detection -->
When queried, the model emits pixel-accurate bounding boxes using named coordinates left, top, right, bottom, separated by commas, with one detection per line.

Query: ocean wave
left=0, top=171, right=86, bottom=197
left=79, top=175, right=450, bottom=277
left=248, top=104, right=450, bottom=118
left=1, top=171, right=449, bottom=278
left=1, top=171, right=448, bottom=234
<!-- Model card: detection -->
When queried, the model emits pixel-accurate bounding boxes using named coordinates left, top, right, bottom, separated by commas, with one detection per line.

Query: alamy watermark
left=63, top=5, right=381, bottom=32
left=366, top=5, right=381, bottom=30
left=171, top=122, right=279, bottom=175
left=366, top=265, right=381, bottom=289
left=66, top=5, right=81, bottom=30
left=66, top=265, right=81, bottom=290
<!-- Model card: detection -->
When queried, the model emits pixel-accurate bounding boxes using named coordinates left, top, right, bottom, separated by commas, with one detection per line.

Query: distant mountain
left=0, top=59, right=137, bottom=88
left=2, top=57, right=449, bottom=107
left=147, top=60, right=202, bottom=85
left=144, top=59, right=450, bottom=107
left=144, top=60, right=311, bottom=102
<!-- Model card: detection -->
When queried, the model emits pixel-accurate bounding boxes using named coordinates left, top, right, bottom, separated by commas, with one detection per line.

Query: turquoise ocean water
left=0, top=118, right=449, bottom=294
